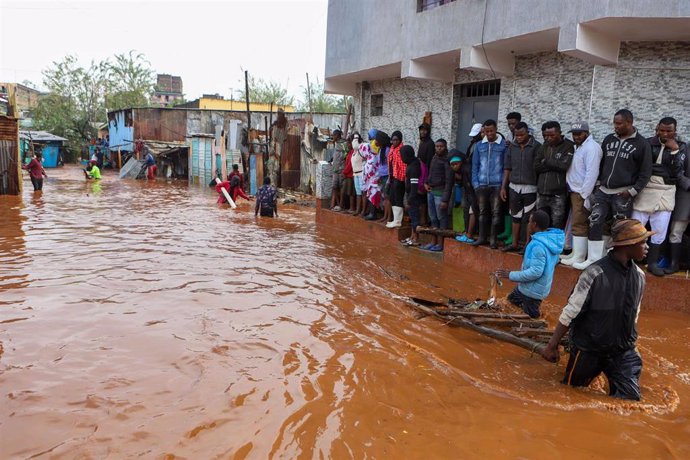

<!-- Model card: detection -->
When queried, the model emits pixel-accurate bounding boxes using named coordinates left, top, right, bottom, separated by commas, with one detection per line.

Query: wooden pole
left=243, top=70, right=251, bottom=188
left=305, top=72, right=313, bottom=121
left=244, top=70, right=251, bottom=130
left=343, top=97, right=352, bottom=138
left=410, top=301, right=547, bottom=354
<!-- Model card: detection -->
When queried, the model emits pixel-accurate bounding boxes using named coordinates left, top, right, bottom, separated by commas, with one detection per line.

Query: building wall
left=355, top=41, right=690, bottom=150
left=354, top=77, right=453, bottom=144
left=326, top=0, right=690, bottom=80
left=498, top=42, right=690, bottom=142
left=107, top=110, right=134, bottom=151
left=194, top=98, right=294, bottom=112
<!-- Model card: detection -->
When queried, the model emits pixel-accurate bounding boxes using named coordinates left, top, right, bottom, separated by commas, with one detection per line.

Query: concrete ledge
left=315, top=201, right=690, bottom=313
left=444, top=238, right=690, bottom=314
left=315, top=200, right=411, bottom=246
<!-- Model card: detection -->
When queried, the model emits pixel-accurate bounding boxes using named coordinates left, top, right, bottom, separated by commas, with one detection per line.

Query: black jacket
left=426, top=153, right=454, bottom=203
left=647, top=136, right=685, bottom=185
left=568, top=253, right=644, bottom=355
left=505, top=136, right=541, bottom=186
left=418, top=137, right=435, bottom=168
left=599, top=131, right=652, bottom=194
left=534, top=137, right=574, bottom=195
left=402, top=146, right=423, bottom=203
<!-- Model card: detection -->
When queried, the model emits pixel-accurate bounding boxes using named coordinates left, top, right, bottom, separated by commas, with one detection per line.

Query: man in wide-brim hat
left=541, top=218, right=653, bottom=400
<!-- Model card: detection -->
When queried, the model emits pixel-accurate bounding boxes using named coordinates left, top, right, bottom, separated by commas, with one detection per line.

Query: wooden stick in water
left=410, top=302, right=547, bottom=354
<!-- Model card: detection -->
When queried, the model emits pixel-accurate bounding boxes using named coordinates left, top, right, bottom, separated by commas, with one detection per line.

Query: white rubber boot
left=386, top=206, right=403, bottom=228
left=602, top=236, right=612, bottom=258
left=562, top=236, right=588, bottom=266
left=572, top=240, right=605, bottom=270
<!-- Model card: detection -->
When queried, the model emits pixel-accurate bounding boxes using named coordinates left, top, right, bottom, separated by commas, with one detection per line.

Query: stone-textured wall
left=610, top=42, right=690, bottom=139
left=354, top=78, right=453, bottom=147
left=497, top=51, right=594, bottom=139
left=353, top=41, right=690, bottom=151
left=497, top=42, right=690, bottom=142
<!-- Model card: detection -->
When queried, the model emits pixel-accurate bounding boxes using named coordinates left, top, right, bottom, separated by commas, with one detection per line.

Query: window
left=370, top=94, right=383, bottom=116
left=459, top=80, right=501, bottom=98
left=418, top=0, right=456, bottom=12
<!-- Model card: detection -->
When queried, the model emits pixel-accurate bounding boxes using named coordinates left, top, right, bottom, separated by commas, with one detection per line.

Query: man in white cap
left=560, top=121, right=603, bottom=267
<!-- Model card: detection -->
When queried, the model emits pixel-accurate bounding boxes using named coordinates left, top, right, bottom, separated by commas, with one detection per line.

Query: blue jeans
left=427, top=193, right=449, bottom=229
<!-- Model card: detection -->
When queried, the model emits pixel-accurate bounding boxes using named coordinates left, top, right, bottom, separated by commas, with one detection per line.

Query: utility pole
left=305, top=72, right=313, bottom=121
left=244, top=70, right=251, bottom=130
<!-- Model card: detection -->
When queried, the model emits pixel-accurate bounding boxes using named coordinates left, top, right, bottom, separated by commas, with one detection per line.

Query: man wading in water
left=542, top=219, right=651, bottom=401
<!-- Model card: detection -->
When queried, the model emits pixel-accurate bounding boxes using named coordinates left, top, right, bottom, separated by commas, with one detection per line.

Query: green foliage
left=105, top=51, right=156, bottom=110
left=235, top=76, right=294, bottom=107
left=297, top=78, right=351, bottom=113
left=33, top=51, right=155, bottom=160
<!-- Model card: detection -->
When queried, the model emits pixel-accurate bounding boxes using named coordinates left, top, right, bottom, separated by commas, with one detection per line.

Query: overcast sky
left=0, top=0, right=329, bottom=102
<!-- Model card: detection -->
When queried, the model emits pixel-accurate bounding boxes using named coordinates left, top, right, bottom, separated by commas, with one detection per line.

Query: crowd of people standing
left=329, top=109, right=690, bottom=277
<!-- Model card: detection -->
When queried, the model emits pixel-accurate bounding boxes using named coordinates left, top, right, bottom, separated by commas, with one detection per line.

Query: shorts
left=462, top=188, right=478, bottom=216
left=562, top=347, right=642, bottom=401
left=354, top=173, right=363, bottom=195
left=342, top=177, right=354, bottom=195
left=509, top=188, right=537, bottom=223
left=332, top=173, right=343, bottom=190
left=507, top=287, right=542, bottom=318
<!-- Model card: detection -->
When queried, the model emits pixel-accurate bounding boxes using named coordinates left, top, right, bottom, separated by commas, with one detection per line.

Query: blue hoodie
left=508, top=228, right=565, bottom=300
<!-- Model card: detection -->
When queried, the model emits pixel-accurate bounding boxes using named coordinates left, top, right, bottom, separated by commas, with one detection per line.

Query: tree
left=33, top=52, right=155, bottom=161
left=235, top=75, right=294, bottom=107
left=104, top=51, right=156, bottom=110
left=297, top=77, right=350, bottom=113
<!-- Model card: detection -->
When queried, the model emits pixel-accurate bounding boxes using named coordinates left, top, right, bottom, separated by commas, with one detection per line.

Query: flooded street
left=2, top=166, right=690, bottom=459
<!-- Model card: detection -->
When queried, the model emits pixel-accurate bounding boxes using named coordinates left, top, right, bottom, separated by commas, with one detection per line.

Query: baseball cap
left=568, top=121, right=590, bottom=133
left=469, top=123, right=482, bottom=137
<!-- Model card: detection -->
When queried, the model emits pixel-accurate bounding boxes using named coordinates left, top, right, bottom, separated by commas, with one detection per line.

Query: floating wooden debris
left=407, top=295, right=566, bottom=353
left=415, top=227, right=460, bottom=238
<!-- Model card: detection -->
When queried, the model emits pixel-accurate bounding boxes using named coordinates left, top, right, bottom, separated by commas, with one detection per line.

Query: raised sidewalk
left=316, top=201, right=690, bottom=313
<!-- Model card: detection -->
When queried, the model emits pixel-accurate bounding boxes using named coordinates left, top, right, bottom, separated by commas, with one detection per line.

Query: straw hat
left=609, top=219, right=655, bottom=247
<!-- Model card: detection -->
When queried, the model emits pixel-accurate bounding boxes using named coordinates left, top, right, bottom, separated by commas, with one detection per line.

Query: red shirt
left=228, top=171, right=245, bottom=189
left=215, top=181, right=250, bottom=204
left=23, top=158, right=45, bottom=179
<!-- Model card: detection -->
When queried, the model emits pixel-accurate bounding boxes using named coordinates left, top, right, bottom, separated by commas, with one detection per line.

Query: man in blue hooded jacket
left=495, top=209, right=565, bottom=318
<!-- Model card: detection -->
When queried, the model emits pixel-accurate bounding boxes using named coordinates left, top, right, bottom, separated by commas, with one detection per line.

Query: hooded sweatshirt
left=599, top=130, right=652, bottom=196
left=426, top=149, right=454, bottom=203
left=508, top=228, right=565, bottom=300
left=402, top=145, right=422, bottom=203
left=417, top=123, right=435, bottom=168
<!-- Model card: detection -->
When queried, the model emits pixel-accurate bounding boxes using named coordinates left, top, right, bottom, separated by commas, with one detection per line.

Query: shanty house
left=0, top=115, right=21, bottom=195
left=19, top=131, right=66, bottom=168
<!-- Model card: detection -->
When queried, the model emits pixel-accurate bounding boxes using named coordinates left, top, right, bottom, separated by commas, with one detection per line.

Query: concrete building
left=151, top=74, right=184, bottom=107
left=178, top=94, right=295, bottom=113
left=325, top=0, right=690, bottom=151
left=0, top=83, right=42, bottom=122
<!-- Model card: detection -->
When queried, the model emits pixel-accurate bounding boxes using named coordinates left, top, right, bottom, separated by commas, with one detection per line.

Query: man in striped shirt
left=541, top=219, right=652, bottom=400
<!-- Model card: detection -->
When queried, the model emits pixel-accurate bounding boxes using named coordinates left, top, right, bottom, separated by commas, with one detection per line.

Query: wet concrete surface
left=1, top=166, right=690, bottom=458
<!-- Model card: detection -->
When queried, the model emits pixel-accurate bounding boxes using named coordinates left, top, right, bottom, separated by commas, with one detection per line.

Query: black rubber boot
left=646, top=243, right=665, bottom=277
left=489, top=224, right=498, bottom=249
left=472, top=220, right=488, bottom=246
left=664, top=243, right=682, bottom=275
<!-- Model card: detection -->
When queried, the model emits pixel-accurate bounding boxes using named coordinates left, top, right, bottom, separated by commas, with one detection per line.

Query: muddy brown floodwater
left=1, top=166, right=690, bottom=459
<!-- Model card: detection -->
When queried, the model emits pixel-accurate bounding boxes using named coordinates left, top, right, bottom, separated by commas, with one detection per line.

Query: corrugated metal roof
left=19, top=130, right=67, bottom=142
